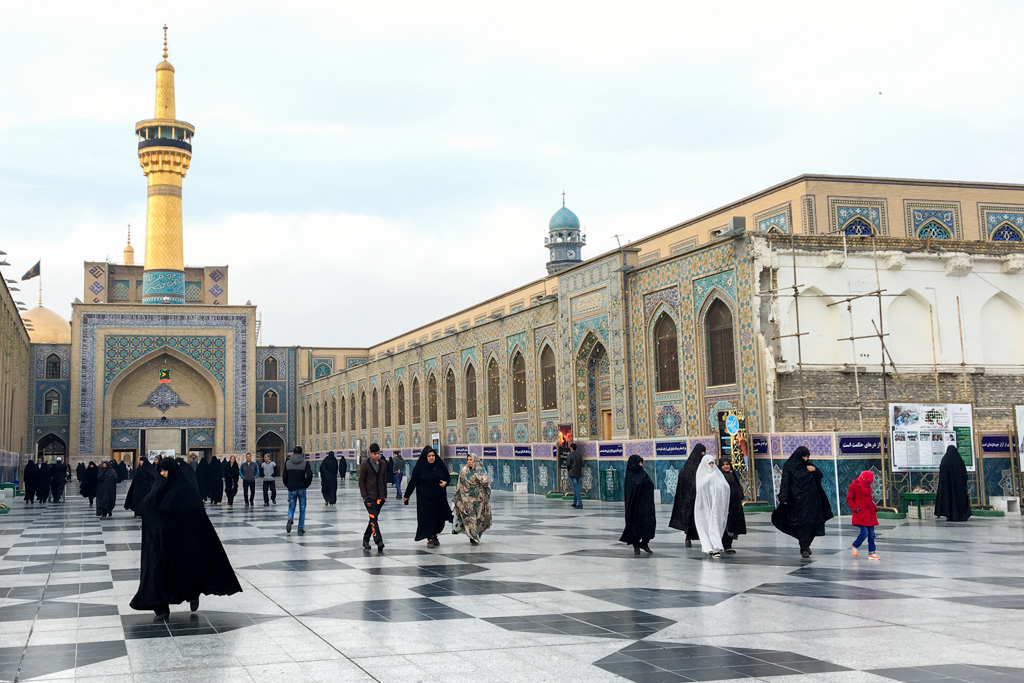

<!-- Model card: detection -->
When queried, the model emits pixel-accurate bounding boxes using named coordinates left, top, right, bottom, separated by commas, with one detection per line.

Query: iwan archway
left=103, top=348, right=224, bottom=459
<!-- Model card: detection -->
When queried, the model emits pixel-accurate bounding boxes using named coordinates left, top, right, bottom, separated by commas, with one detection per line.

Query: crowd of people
left=18, top=441, right=978, bottom=620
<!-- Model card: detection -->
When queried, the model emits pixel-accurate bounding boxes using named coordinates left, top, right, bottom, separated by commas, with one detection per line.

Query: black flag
left=21, top=260, right=40, bottom=281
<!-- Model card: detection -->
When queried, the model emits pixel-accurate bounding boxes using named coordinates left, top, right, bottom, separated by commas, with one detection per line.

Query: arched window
left=360, top=392, right=367, bottom=429
left=654, top=312, right=681, bottom=393
left=340, top=396, right=346, bottom=431
left=372, top=388, right=379, bottom=428
left=323, top=403, right=329, bottom=434
left=301, top=406, right=306, bottom=435
left=539, top=346, right=557, bottom=410
left=446, top=369, right=457, bottom=421
left=384, top=384, right=392, bottom=427
left=487, top=358, right=500, bottom=416
left=331, top=398, right=337, bottom=431
left=412, top=378, right=421, bottom=423
left=314, top=402, right=321, bottom=434
left=918, top=221, right=951, bottom=239
left=45, top=354, right=61, bottom=379
left=398, top=382, right=406, bottom=426
left=465, top=364, right=478, bottom=418
left=511, top=351, right=527, bottom=414
left=706, top=299, right=737, bottom=386
left=428, top=374, right=438, bottom=423
left=44, top=389, right=60, bottom=415
left=264, top=390, right=279, bottom=414
left=350, top=395, right=356, bottom=431
left=843, top=217, right=874, bottom=236
left=263, top=356, right=278, bottom=380
left=993, top=222, right=1024, bottom=242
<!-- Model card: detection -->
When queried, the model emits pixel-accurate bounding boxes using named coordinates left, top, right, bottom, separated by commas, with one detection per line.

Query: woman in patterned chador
left=452, top=454, right=492, bottom=545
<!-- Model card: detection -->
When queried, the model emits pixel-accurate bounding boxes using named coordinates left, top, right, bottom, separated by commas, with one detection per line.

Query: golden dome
left=156, top=59, right=175, bottom=73
left=21, top=305, right=72, bottom=345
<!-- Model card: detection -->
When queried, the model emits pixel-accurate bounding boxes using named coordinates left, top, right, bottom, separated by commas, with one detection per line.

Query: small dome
left=21, top=306, right=71, bottom=345
left=549, top=206, right=580, bottom=232
left=156, top=59, right=175, bottom=73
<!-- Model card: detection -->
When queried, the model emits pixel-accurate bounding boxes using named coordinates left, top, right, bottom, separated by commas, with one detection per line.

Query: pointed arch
left=981, top=293, right=1024, bottom=364
left=331, top=397, right=337, bottom=431
left=384, top=383, right=392, bottom=428
left=487, top=356, right=501, bottom=416
left=398, top=382, right=406, bottom=426
left=992, top=221, right=1024, bottom=242
left=464, top=362, right=478, bottom=418
left=427, top=373, right=439, bottom=423
left=263, top=389, right=279, bottom=414
left=886, top=289, right=935, bottom=366
left=412, top=377, right=421, bottom=424
left=360, top=391, right=367, bottom=429
left=652, top=309, right=680, bottom=393
left=263, top=355, right=278, bottom=380
left=841, top=216, right=876, bottom=236
left=917, top=220, right=951, bottom=239
left=372, top=387, right=379, bottom=428
left=45, top=353, right=61, bottom=379
left=785, top=286, right=842, bottom=366
left=510, top=350, right=526, bottom=414
left=340, top=394, right=347, bottom=431
left=445, top=368, right=457, bottom=421
left=44, top=389, right=61, bottom=415
left=314, top=401, right=321, bottom=434
left=539, top=343, right=557, bottom=410
left=705, top=297, right=737, bottom=386
left=323, top=402, right=329, bottom=434
left=350, top=393, right=357, bottom=430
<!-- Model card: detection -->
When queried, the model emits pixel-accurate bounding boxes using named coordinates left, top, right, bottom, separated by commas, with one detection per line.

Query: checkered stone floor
left=0, top=482, right=1023, bottom=681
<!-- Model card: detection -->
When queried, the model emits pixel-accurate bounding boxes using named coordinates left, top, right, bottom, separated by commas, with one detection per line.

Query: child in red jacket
left=846, top=471, right=880, bottom=559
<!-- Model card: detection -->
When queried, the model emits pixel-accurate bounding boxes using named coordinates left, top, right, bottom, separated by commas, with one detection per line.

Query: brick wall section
left=764, top=232, right=1024, bottom=256
left=775, top=371, right=1023, bottom=432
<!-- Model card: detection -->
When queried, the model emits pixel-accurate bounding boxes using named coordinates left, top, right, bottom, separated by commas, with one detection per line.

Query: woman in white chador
left=693, top=454, right=730, bottom=558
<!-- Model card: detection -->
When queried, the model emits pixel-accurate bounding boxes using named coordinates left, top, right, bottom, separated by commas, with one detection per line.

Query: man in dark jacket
left=566, top=443, right=584, bottom=509
left=239, top=453, right=259, bottom=507
left=358, top=443, right=389, bottom=552
left=282, top=446, right=312, bottom=535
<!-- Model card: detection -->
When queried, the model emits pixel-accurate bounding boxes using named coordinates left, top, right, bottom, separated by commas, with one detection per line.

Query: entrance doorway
left=257, top=432, right=284, bottom=472
left=112, top=450, right=137, bottom=467
left=37, top=434, right=67, bottom=459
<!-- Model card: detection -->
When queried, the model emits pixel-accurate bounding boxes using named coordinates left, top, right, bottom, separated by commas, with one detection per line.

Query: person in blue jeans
left=283, top=446, right=313, bottom=535
left=392, top=452, right=406, bottom=498
left=566, top=443, right=584, bottom=509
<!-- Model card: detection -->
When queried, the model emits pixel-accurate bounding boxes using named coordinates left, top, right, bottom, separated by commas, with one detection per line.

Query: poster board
left=889, top=403, right=974, bottom=472
left=1015, top=405, right=1024, bottom=460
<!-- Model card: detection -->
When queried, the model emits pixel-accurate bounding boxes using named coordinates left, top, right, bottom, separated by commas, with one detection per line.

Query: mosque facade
left=5, top=37, right=1024, bottom=512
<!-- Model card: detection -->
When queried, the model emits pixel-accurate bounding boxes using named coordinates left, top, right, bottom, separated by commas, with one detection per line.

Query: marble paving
left=1, top=479, right=1023, bottom=682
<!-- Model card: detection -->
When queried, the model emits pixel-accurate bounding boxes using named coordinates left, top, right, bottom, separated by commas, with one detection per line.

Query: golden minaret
left=137, top=26, right=194, bottom=304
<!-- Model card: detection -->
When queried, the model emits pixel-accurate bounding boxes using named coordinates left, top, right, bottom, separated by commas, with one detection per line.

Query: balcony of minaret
left=135, top=120, right=195, bottom=153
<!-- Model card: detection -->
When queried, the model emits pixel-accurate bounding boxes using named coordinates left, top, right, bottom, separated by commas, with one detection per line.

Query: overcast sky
left=2, top=1, right=1023, bottom=347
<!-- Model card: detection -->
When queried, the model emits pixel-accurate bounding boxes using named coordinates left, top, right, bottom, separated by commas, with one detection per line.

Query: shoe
left=868, top=553, right=881, bottom=560
left=639, top=542, right=653, bottom=555
left=298, top=528, right=305, bottom=535
left=807, top=549, right=813, bottom=555
left=189, top=598, right=199, bottom=612
left=724, top=548, right=736, bottom=554
left=711, top=552, right=722, bottom=559
left=634, top=546, right=641, bottom=555
left=852, top=547, right=859, bottom=557
left=362, top=539, right=371, bottom=550
left=153, top=610, right=170, bottom=622
left=801, top=550, right=811, bottom=558
left=685, top=539, right=692, bottom=548
left=286, top=519, right=293, bottom=534
left=469, top=539, right=479, bottom=546
left=264, top=503, right=269, bottom=507
left=432, top=536, right=440, bottom=546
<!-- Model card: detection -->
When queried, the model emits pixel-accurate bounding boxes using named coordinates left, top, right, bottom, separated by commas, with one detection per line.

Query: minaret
left=136, top=26, right=194, bottom=304
left=123, top=225, right=135, bottom=265
left=545, top=192, right=586, bottom=275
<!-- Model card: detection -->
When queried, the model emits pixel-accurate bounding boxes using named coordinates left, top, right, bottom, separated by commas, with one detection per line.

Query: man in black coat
left=282, top=446, right=312, bottom=534
left=35, top=458, right=50, bottom=504
left=23, top=459, right=38, bottom=504
left=567, top=443, right=584, bottom=509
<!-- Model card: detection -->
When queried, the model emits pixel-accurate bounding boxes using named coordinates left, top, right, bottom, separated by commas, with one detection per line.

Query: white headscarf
left=693, top=454, right=731, bottom=553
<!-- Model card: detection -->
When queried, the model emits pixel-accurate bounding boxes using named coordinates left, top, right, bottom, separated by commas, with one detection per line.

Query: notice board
left=889, top=402, right=975, bottom=472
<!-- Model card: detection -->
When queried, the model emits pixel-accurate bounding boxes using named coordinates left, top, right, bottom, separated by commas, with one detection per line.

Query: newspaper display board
left=1015, top=405, right=1024, bottom=459
left=889, top=403, right=975, bottom=472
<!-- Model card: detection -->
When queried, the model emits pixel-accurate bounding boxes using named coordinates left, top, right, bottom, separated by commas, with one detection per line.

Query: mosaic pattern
left=643, top=286, right=679, bottom=321
left=905, top=201, right=960, bottom=239
left=112, top=418, right=214, bottom=428
left=313, top=358, right=333, bottom=379
left=141, top=270, right=186, bottom=304
left=755, top=203, right=792, bottom=234
left=801, top=194, right=816, bottom=234
left=829, top=197, right=887, bottom=235
left=656, top=404, right=683, bottom=436
left=103, top=334, right=227, bottom=389
left=111, top=280, right=130, bottom=301
left=138, top=383, right=189, bottom=413
left=980, top=205, right=1024, bottom=240
left=184, top=281, right=202, bottom=302
left=33, top=344, right=72, bottom=379
left=110, top=428, right=139, bottom=448
left=513, top=422, right=529, bottom=443
left=188, top=427, right=215, bottom=448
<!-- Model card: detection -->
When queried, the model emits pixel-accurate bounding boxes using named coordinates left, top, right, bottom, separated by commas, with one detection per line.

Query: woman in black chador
left=195, top=456, right=209, bottom=502
left=23, top=459, right=37, bottom=504
left=207, top=456, right=224, bottom=505
left=669, top=443, right=706, bottom=547
left=320, top=451, right=339, bottom=505
left=935, top=445, right=972, bottom=522
left=80, top=461, right=98, bottom=505
left=620, top=454, right=657, bottom=555
left=224, top=455, right=239, bottom=507
left=125, top=457, right=157, bottom=517
left=719, top=460, right=747, bottom=554
left=35, top=459, right=50, bottom=504
left=95, top=460, right=119, bottom=517
left=403, top=446, right=453, bottom=548
left=131, top=457, right=242, bottom=621
left=772, top=446, right=834, bottom=558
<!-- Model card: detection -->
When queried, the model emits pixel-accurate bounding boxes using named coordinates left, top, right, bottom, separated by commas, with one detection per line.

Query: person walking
left=320, top=451, right=339, bottom=505
left=80, top=461, right=98, bottom=505
left=452, top=454, right=492, bottom=545
left=195, top=456, right=209, bottom=502
left=50, top=459, right=66, bottom=503
left=772, top=446, right=834, bottom=558
left=392, top=451, right=405, bottom=498
left=130, top=457, right=242, bottom=621
left=693, top=454, right=730, bottom=558
left=35, top=457, right=50, bottom=504
left=177, top=457, right=200, bottom=491
left=669, top=443, right=706, bottom=547
left=224, top=455, right=239, bottom=507
left=359, top=443, right=389, bottom=552
left=620, top=454, right=656, bottom=555
left=95, top=460, right=119, bottom=518
left=935, top=445, right=972, bottom=522
left=76, top=461, right=85, bottom=484
left=566, top=443, right=584, bottom=509
left=239, top=453, right=259, bottom=507
left=847, top=470, right=880, bottom=559
left=207, top=456, right=224, bottom=506
left=125, top=457, right=157, bottom=517
left=262, top=454, right=278, bottom=506
left=23, top=458, right=38, bottom=505
left=338, top=453, right=349, bottom=487
left=403, top=446, right=452, bottom=548
left=282, top=446, right=312, bottom=535
left=719, top=460, right=747, bottom=554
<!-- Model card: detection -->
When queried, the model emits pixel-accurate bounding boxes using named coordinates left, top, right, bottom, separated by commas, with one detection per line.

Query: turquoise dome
left=549, top=206, right=580, bottom=232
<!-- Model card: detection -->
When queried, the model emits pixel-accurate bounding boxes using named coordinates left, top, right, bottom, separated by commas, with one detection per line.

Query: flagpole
left=38, top=259, right=42, bottom=305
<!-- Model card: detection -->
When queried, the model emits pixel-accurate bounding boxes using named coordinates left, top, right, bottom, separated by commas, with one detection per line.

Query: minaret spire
left=136, top=24, right=194, bottom=304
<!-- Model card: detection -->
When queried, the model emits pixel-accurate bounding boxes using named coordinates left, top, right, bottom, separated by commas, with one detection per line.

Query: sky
left=2, top=1, right=1024, bottom=347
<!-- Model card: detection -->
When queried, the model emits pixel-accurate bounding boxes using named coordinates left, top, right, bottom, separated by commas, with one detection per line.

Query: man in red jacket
left=846, top=471, right=880, bottom=559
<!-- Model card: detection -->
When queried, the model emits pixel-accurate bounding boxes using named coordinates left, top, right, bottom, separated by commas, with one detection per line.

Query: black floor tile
left=577, top=588, right=735, bottom=610
left=410, top=578, right=561, bottom=597
left=303, top=597, right=472, bottom=622
left=746, top=582, right=911, bottom=600
left=487, top=610, right=675, bottom=640
left=362, top=564, right=486, bottom=578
